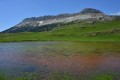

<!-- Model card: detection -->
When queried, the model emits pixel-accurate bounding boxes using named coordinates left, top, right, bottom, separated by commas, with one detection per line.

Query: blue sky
left=0, top=0, right=120, bottom=32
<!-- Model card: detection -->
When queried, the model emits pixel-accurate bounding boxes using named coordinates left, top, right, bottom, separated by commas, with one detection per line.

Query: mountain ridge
left=22, top=8, right=104, bottom=22
left=2, top=8, right=120, bottom=33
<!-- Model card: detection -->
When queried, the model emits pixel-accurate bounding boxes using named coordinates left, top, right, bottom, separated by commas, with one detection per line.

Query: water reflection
left=0, top=41, right=120, bottom=76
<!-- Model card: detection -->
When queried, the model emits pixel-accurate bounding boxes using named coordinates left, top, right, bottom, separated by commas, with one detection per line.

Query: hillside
left=0, top=19, right=120, bottom=42
left=1, top=8, right=120, bottom=42
left=2, top=8, right=112, bottom=33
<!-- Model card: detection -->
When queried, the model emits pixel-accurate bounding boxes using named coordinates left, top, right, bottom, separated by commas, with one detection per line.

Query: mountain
left=2, top=8, right=119, bottom=33
left=80, top=8, right=103, bottom=14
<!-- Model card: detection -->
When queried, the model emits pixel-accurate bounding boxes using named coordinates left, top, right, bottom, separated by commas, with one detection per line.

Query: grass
left=41, top=41, right=120, bottom=56
left=94, top=74, right=113, bottom=80
left=0, top=20, right=120, bottom=42
left=0, top=20, right=120, bottom=80
left=0, top=72, right=118, bottom=80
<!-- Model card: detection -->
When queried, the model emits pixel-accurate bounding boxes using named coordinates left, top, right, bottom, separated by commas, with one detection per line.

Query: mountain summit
left=2, top=8, right=118, bottom=33
left=80, top=8, right=103, bottom=14
left=23, top=8, right=103, bottom=22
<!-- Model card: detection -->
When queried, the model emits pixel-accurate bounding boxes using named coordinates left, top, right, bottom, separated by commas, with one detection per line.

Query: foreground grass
left=0, top=72, right=118, bottom=80
left=0, top=20, right=120, bottom=42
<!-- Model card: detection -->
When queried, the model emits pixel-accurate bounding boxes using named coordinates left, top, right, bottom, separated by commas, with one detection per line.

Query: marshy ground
left=0, top=41, right=120, bottom=80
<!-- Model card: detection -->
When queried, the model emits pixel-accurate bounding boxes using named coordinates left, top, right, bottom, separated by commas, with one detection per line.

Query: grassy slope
left=0, top=20, right=120, bottom=42
left=0, top=20, right=120, bottom=79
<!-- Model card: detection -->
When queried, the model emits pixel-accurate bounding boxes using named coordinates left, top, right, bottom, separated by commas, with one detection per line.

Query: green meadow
left=0, top=71, right=119, bottom=80
left=0, top=20, right=120, bottom=42
left=0, top=20, right=120, bottom=80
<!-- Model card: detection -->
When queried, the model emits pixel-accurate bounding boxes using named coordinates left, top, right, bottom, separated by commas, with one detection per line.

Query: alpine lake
left=0, top=41, right=120, bottom=80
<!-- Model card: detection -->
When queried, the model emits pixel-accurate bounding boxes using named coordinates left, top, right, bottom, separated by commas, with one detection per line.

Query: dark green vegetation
left=0, top=20, right=120, bottom=42
left=0, top=72, right=119, bottom=80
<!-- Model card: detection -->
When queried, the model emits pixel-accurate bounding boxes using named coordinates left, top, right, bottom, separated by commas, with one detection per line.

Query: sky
left=0, top=0, right=120, bottom=32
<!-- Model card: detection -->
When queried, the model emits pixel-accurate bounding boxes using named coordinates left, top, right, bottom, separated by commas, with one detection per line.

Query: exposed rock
left=2, top=8, right=120, bottom=33
left=80, top=8, right=103, bottom=14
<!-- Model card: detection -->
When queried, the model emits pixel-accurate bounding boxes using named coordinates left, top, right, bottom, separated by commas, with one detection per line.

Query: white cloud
left=111, top=12, right=120, bottom=15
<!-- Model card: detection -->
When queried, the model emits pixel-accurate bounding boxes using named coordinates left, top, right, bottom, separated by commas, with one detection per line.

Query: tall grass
left=0, top=72, right=117, bottom=80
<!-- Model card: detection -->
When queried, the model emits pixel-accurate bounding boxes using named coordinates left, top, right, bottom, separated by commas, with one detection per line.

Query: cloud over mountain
left=111, top=12, right=120, bottom=15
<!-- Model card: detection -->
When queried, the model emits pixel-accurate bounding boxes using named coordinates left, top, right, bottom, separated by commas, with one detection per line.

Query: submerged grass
left=44, top=41, right=120, bottom=56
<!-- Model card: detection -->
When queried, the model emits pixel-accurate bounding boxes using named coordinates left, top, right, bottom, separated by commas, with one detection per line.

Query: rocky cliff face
left=80, top=8, right=103, bottom=14
left=2, top=8, right=119, bottom=33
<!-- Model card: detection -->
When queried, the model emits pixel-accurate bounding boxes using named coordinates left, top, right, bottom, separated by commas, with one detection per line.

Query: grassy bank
left=0, top=20, right=120, bottom=42
left=0, top=71, right=119, bottom=80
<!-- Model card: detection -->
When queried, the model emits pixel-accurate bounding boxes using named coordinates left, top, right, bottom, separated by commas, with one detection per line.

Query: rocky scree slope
left=2, top=8, right=119, bottom=33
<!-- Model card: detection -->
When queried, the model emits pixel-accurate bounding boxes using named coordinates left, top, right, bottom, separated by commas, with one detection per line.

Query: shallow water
left=0, top=41, right=120, bottom=76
